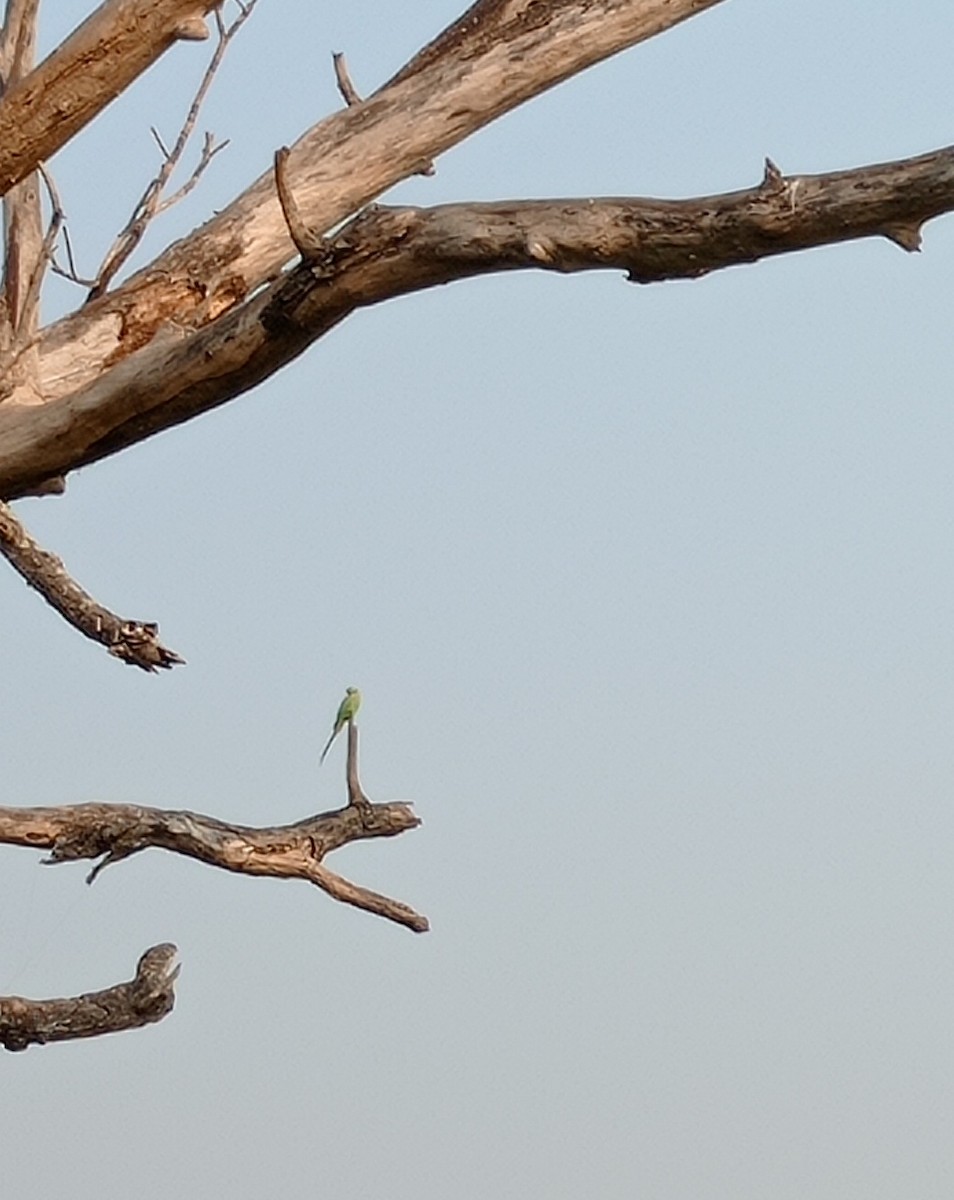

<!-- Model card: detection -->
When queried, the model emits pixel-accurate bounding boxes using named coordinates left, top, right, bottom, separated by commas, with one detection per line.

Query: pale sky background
left=3, top=2, right=954, bottom=1197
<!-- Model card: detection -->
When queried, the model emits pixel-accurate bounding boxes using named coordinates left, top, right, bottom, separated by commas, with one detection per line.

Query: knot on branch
left=173, top=17, right=210, bottom=42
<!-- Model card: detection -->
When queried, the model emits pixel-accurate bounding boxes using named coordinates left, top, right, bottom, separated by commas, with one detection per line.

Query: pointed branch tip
left=761, top=156, right=785, bottom=192
left=881, top=221, right=923, bottom=252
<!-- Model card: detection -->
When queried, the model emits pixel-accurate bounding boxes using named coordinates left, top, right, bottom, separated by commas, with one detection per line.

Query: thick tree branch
left=1, top=145, right=953, bottom=497
left=23, top=0, right=727, bottom=412
left=0, top=781, right=427, bottom=932
left=0, top=0, right=220, bottom=199
left=0, top=499, right=185, bottom=669
left=0, top=944, right=179, bottom=1051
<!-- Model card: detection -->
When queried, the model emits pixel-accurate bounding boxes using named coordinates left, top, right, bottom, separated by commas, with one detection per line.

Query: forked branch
left=0, top=944, right=180, bottom=1051
left=0, top=723, right=427, bottom=932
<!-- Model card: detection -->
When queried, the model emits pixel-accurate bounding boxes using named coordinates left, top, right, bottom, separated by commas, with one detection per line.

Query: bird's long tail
left=319, top=729, right=338, bottom=765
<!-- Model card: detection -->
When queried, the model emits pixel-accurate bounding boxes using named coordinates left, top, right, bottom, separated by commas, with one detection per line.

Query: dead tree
left=1, top=0, right=953, bottom=1043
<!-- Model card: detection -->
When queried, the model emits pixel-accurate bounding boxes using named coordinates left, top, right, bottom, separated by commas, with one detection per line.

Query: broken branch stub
left=0, top=943, right=180, bottom=1051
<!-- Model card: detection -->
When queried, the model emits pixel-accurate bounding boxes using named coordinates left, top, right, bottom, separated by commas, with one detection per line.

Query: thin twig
left=38, top=166, right=98, bottom=288
left=329, top=51, right=435, bottom=177
left=14, top=165, right=66, bottom=343
left=0, top=499, right=185, bottom=671
left=155, top=132, right=229, bottom=214
left=87, top=0, right=259, bottom=300
left=332, top=51, right=362, bottom=106
left=49, top=228, right=96, bottom=287
left=149, top=125, right=170, bottom=159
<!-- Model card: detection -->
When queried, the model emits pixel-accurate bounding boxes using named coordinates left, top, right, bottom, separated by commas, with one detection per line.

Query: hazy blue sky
left=4, top=3, right=954, bottom=1197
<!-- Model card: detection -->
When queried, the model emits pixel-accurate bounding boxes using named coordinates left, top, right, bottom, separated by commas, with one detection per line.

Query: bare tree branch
left=14, top=168, right=66, bottom=349
left=0, top=498, right=185, bottom=669
left=1, top=142, right=952, bottom=498
left=0, top=944, right=179, bottom=1051
left=0, top=0, right=224, bottom=199
left=0, top=775, right=427, bottom=933
left=0, top=0, right=39, bottom=82
left=88, top=0, right=257, bottom=299
left=21, top=0, right=728, bottom=413
left=48, top=205, right=89, bottom=288
left=330, top=52, right=435, bottom=177
left=155, top=131, right=229, bottom=214
left=0, top=0, right=41, bottom=377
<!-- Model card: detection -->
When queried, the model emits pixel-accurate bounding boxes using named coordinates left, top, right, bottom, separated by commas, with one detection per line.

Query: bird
left=320, top=686, right=362, bottom=765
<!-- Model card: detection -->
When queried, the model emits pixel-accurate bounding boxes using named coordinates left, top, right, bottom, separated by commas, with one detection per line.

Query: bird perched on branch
left=320, top=686, right=362, bottom=764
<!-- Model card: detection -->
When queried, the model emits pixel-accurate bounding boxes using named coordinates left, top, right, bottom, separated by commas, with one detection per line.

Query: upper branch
left=0, top=0, right=220, bottom=198
left=1, top=145, right=953, bottom=496
left=28, top=0, right=727, bottom=407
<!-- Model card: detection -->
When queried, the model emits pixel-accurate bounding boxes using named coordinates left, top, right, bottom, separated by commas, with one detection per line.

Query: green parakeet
left=320, top=686, right=361, bottom=764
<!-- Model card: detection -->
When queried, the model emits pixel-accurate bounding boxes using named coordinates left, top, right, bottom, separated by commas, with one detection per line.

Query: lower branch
left=0, top=943, right=179, bottom=1051
left=0, top=794, right=427, bottom=933
left=0, top=499, right=184, bottom=670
